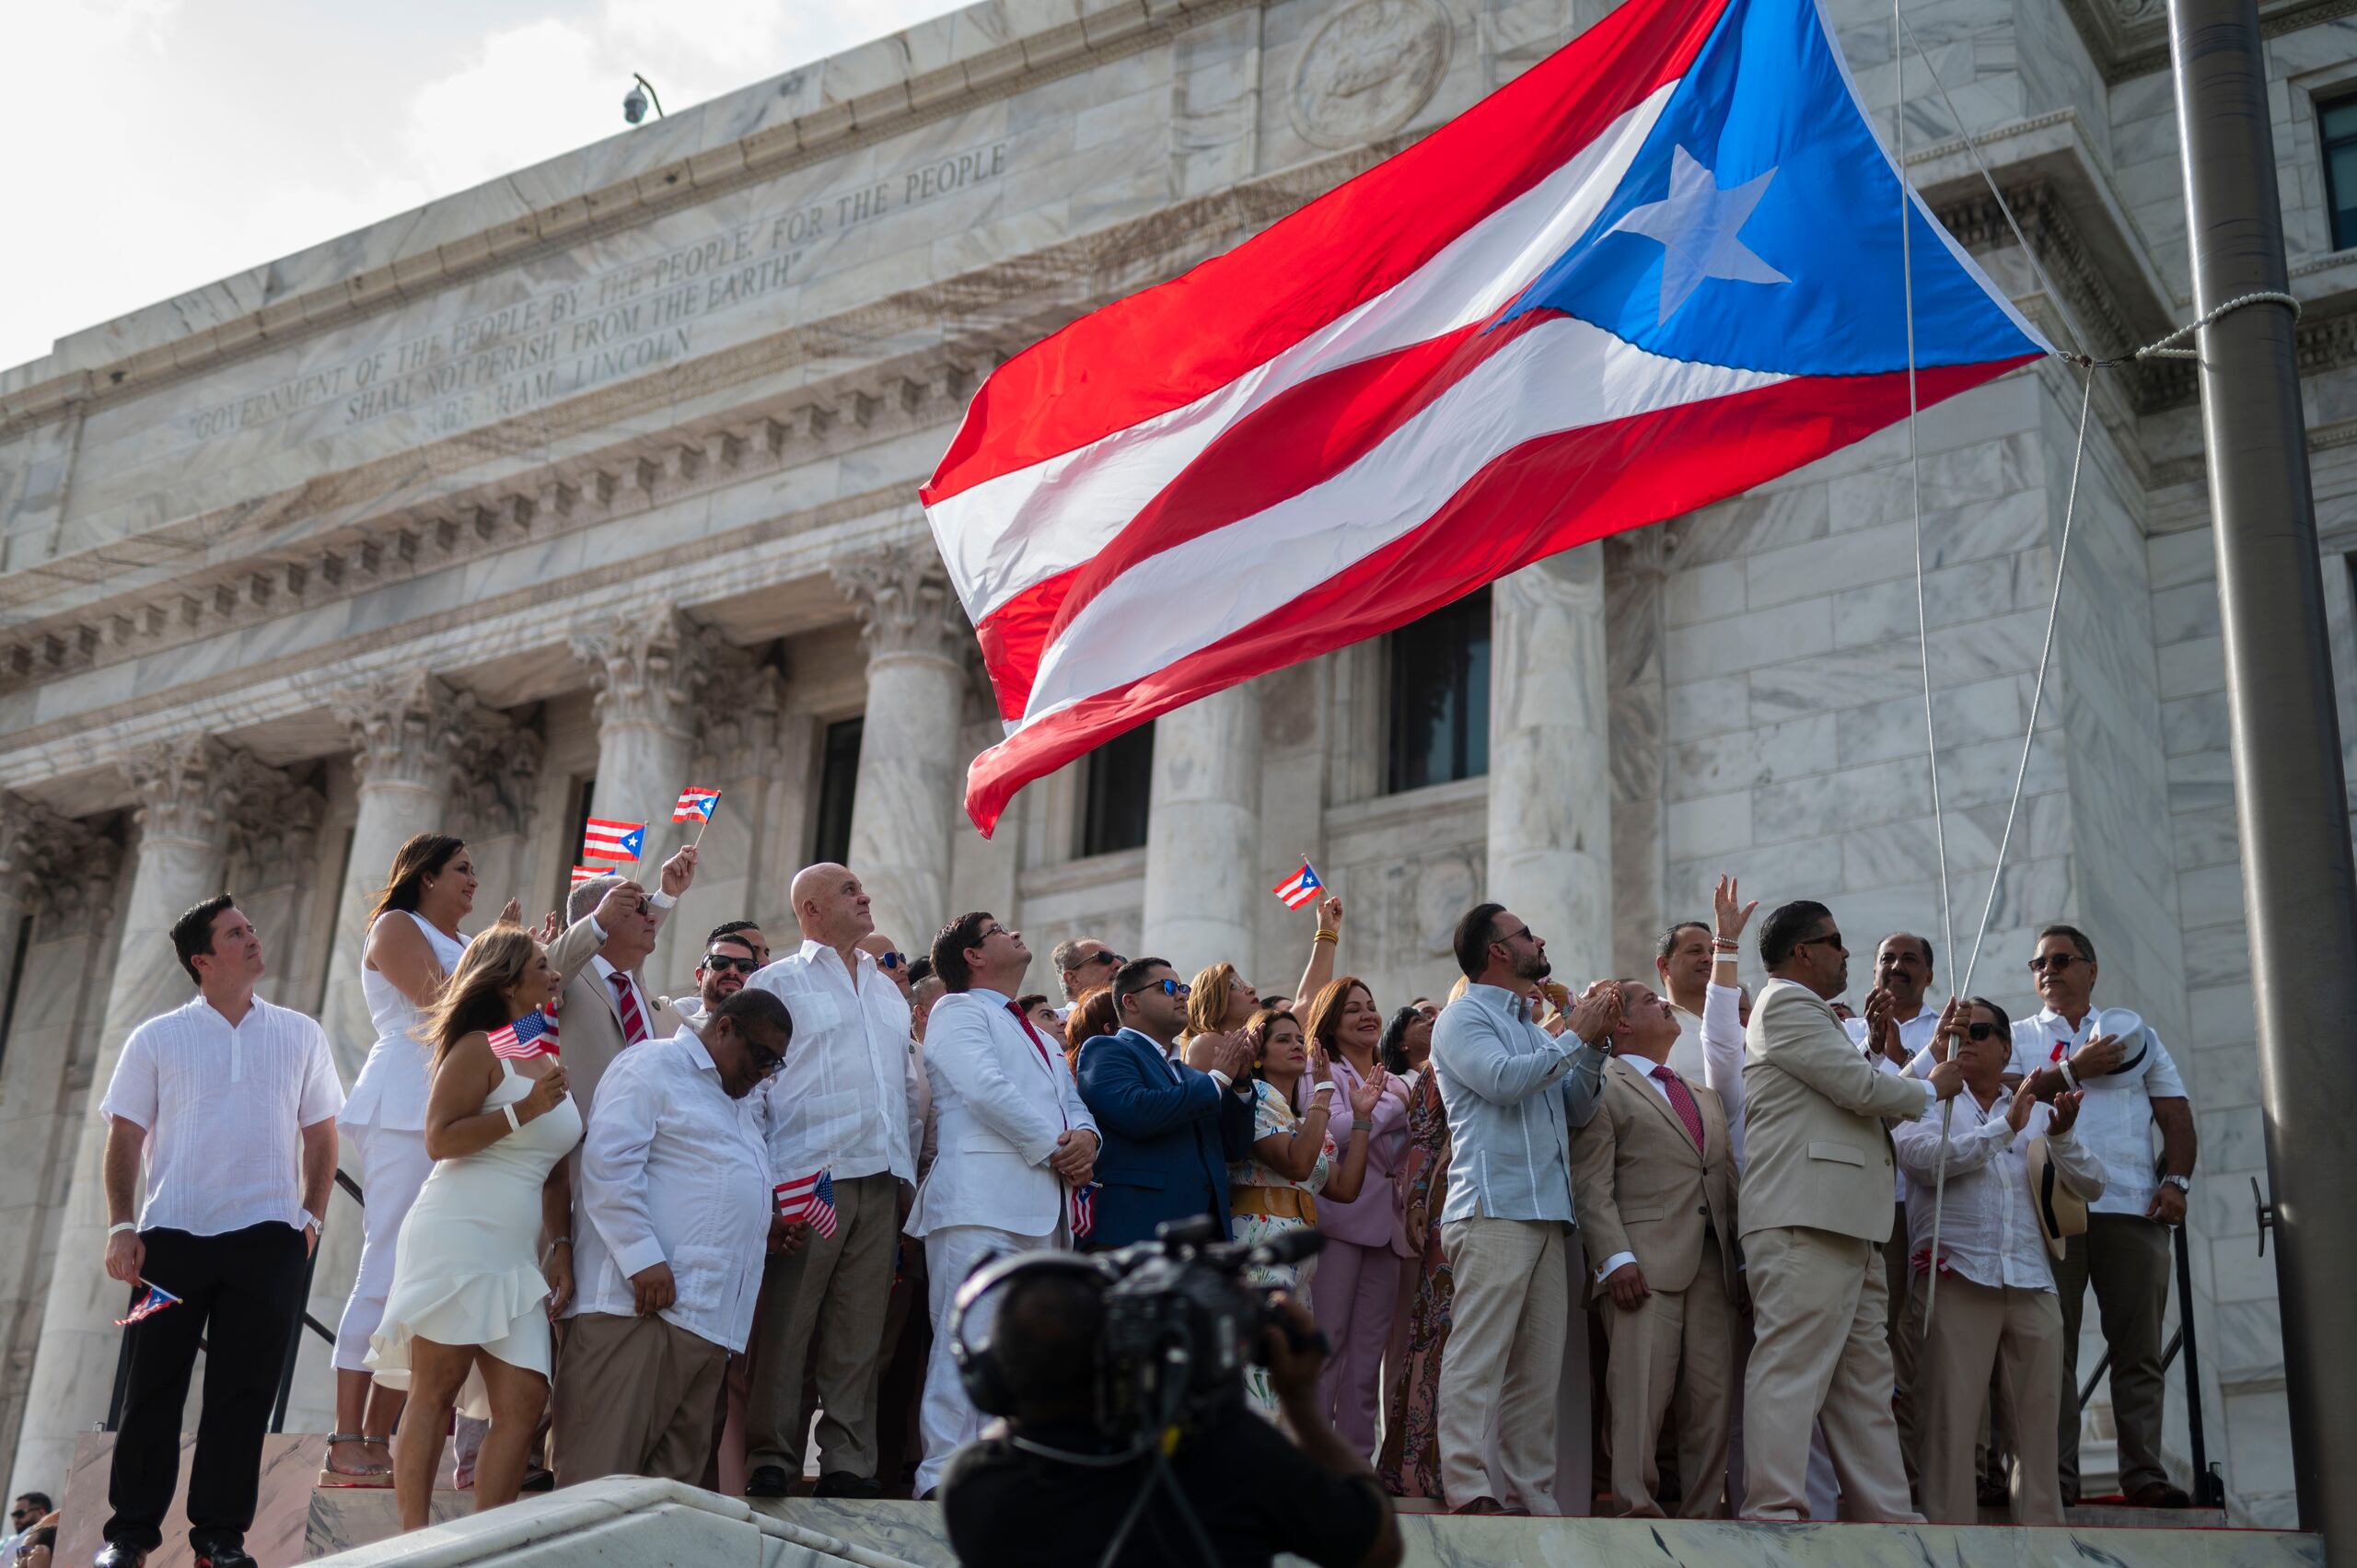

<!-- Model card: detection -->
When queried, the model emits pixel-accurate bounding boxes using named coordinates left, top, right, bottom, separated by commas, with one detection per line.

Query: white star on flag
left=1608, top=144, right=1789, bottom=321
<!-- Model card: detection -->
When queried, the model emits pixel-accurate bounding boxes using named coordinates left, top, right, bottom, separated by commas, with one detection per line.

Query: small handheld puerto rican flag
left=582, top=818, right=646, bottom=862
left=775, top=1169, right=839, bottom=1239
left=1069, top=1181, right=1098, bottom=1242
left=672, top=785, right=722, bottom=822
left=115, top=1279, right=182, bottom=1327
left=569, top=865, right=600, bottom=888
left=488, top=1007, right=561, bottom=1061
left=1271, top=861, right=1322, bottom=911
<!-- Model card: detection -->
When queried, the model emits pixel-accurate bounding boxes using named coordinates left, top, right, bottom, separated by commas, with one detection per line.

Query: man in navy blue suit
left=1073, top=958, right=1258, bottom=1249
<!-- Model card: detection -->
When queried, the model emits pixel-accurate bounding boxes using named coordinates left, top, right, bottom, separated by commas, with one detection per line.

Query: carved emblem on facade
left=1289, top=0, right=1454, bottom=151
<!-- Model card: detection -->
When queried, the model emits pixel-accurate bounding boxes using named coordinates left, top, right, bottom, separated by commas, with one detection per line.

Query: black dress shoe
left=93, top=1544, right=146, bottom=1568
left=745, top=1464, right=791, bottom=1498
left=814, top=1470, right=881, bottom=1499
left=519, top=1467, right=554, bottom=1493
left=192, top=1545, right=256, bottom=1568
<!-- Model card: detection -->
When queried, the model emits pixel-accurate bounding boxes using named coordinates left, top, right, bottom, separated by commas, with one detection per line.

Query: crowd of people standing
left=78, top=823, right=2201, bottom=1566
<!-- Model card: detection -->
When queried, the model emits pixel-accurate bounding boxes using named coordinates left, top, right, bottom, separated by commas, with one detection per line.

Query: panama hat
left=2026, top=1135, right=2088, bottom=1260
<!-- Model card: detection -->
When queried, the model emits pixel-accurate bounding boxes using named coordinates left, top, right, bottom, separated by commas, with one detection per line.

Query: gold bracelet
left=1312, top=930, right=1339, bottom=946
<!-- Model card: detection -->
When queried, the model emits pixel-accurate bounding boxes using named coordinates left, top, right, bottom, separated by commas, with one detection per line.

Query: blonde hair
left=1446, top=975, right=1469, bottom=1006
left=423, top=924, right=540, bottom=1065
left=1185, top=960, right=1249, bottom=1040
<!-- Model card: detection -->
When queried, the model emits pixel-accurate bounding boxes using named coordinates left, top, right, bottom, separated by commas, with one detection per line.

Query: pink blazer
left=1311, top=1057, right=1412, bottom=1249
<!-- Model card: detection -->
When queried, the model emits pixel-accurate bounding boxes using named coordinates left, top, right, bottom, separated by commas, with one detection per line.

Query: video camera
left=948, top=1214, right=1328, bottom=1450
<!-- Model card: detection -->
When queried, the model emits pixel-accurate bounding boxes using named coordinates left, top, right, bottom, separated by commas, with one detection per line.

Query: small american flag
left=488, top=1007, right=561, bottom=1060
left=582, top=818, right=646, bottom=862
left=774, top=1169, right=838, bottom=1239
left=673, top=786, right=722, bottom=822
left=1271, top=861, right=1322, bottom=910
left=569, top=865, right=600, bottom=888
left=115, top=1279, right=182, bottom=1327
left=1069, top=1181, right=1098, bottom=1242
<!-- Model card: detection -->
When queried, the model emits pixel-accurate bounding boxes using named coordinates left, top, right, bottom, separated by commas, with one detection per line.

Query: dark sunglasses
left=1962, top=1022, right=2002, bottom=1041
left=2026, top=952, right=2083, bottom=974
left=1796, top=931, right=1845, bottom=952
left=702, top=952, right=758, bottom=975
left=875, top=950, right=905, bottom=970
left=748, top=1042, right=784, bottom=1076
left=1074, top=950, right=1125, bottom=970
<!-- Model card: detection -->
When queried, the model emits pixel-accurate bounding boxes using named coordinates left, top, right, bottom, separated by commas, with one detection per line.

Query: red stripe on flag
left=963, top=357, right=2033, bottom=831
left=920, top=0, right=1729, bottom=505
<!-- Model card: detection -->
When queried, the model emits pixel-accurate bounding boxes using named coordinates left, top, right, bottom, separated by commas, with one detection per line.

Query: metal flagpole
left=2169, top=0, right=2357, bottom=1547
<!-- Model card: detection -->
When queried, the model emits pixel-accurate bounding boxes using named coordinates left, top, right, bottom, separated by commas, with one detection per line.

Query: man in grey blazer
left=1738, top=900, right=1963, bottom=1522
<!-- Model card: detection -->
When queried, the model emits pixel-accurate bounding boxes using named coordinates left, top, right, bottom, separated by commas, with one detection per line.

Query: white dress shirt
left=907, top=988, right=1097, bottom=1239
left=749, top=938, right=916, bottom=1184
left=100, top=994, right=344, bottom=1237
left=571, top=1026, right=774, bottom=1353
left=1892, top=1086, right=2105, bottom=1291
left=1674, top=983, right=1748, bottom=1169
left=1851, top=1006, right=1943, bottom=1203
left=2006, top=1005, right=2187, bottom=1218
left=589, top=955, right=656, bottom=1040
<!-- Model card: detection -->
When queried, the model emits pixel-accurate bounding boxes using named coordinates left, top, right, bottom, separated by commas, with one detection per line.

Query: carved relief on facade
left=1289, top=0, right=1452, bottom=149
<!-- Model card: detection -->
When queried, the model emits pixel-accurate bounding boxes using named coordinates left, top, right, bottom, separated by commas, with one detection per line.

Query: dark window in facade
left=1386, top=587, right=1492, bottom=794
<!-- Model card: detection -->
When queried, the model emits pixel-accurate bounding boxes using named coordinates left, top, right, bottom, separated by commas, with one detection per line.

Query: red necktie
left=1007, top=1000, right=1052, bottom=1065
left=1651, top=1064, right=1706, bottom=1154
left=611, top=973, right=648, bottom=1046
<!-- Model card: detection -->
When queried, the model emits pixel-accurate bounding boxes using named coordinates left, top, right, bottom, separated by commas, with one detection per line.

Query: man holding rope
left=1736, top=901, right=1964, bottom=1522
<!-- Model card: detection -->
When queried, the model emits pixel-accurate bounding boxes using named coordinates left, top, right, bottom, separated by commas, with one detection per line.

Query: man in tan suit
left=1571, top=981, right=1740, bottom=1518
left=551, top=846, right=698, bottom=1117
left=1739, top=900, right=1964, bottom=1522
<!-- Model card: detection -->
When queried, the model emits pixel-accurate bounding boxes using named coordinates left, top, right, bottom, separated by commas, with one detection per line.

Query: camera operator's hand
left=1259, top=1293, right=1328, bottom=1411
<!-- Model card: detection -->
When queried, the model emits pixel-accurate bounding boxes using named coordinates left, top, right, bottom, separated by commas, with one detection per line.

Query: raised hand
left=659, top=843, right=699, bottom=899
left=1565, top=981, right=1623, bottom=1046
left=1348, top=1064, right=1390, bottom=1120
left=516, top=1063, right=571, bottom=1125
left=496, top=898, right=522, bottom=926
left=1317, top=895, right=1343, bottom=935
left=2047, top=1087, right=2083, bottom=1137
left=2006, top=1078, right=2036, bottom=1133
left=538, top=911, right=562, bottom=943
left=592, top=878, right=648, bottom=933
left=1713, top=875, right=1758, bottom=941
left=1928, top=1056, right=1967, bottom=1101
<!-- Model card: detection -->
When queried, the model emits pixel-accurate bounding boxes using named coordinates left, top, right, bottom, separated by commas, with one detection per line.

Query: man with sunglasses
left=1, top=1495, right=50, bottom=1563
left=1073, top=958, right=1257, bottom=1249
left=1737, top=901, right=1965, bottom=1522
left=664, top=932, right=761, bottom=1027
left=1051, top=938, right=1124, bottom=1006
left=556, top=988, right=794, bottom=1487
left=2007, top=923, right=2197, bottom=1509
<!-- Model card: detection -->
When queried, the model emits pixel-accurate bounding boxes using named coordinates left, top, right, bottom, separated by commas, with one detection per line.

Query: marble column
left=1143, top=683, right=1262, bottom=977
left=1488, top=546, right=1613, bottom=986
left=836, top=544, right=970, bottom=955
left=575, top=614, right=718, bottom=990
left=0, top=804, right=120, bottom=1493
left=16, top=738, right=250, bottom=1493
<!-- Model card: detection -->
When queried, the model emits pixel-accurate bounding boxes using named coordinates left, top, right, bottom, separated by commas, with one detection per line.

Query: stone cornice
left=0, top=0, right=1265, bottom=437
left=0, top=132, right=1421, bottom=697
left=2058, top=0, right=2357, bottom=83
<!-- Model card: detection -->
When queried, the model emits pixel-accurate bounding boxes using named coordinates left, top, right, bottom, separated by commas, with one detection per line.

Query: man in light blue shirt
left=1427, top=901, right=1618, bottom=1516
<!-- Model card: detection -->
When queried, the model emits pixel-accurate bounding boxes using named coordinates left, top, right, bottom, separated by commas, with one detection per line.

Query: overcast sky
left=3, top=0, right=967, bottom=373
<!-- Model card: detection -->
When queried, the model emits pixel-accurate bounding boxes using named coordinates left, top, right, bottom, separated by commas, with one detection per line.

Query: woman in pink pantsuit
left=1303, top=977, right=1411, bottom=1456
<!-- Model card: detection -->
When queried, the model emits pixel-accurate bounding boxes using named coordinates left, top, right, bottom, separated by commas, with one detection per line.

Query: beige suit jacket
left=1571, top=1057, right=1739, bottom=1302
left=547, top=915, right=685, bottom=1119
left=1737, top=978, right=1931, bottom=1244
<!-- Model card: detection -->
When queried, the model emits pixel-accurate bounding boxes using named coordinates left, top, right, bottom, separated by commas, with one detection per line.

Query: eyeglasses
left=1123, top=977, right=1189, bottom=1000
left=1069, top=950, right=1125, bottom=971
left=1963, top=1022, right=2001, bottom=1041
left=1796, top=931, right=1845, bottom=953
left=875, top=950, right=904, bottom=970
left=2026, top=952, right=2082, bottom=975
left=1492, top=924, right=1535, bottom=945
left=748, top=1042, right=784, bottom=1077
left=701, top=952, right=758, bottom=975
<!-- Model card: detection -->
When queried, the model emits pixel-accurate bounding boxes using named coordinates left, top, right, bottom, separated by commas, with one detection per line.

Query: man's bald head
left=791, top=863, right=874, bottom=949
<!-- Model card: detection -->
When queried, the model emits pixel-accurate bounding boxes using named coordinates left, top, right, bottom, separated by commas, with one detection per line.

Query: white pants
left=914, top=1224, right=1055, bottom=1496
left=332, top=1122, right=435, bottom=1373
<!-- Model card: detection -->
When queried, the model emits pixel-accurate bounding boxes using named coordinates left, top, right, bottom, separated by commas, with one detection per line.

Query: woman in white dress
left=367, top=925, right=581, bottom=1530
left=326, top=833, right=517, bottom=1485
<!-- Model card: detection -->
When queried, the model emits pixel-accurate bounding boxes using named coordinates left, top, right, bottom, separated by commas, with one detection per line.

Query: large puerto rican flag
left=922, top=0, right=2048, bottom=834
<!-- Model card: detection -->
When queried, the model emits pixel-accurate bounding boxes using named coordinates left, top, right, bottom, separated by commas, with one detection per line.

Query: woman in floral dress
left=1376, top=1062, right=1454, bottom=1496
left=1228, top=1006, right=1381, bottom=1417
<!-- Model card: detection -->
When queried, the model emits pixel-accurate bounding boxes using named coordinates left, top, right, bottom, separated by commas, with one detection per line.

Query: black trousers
left=107, top=1223, right=307, bottom=1552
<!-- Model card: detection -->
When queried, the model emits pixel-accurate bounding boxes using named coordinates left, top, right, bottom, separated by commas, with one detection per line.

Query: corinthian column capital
left=328, top=670, right=479, bottom=794
left=833, top=543, right=969, bottom=663
left=222, top=750, right=326, bottom=887
left=118, top=735, right=234, bottom=845
left=571, top=610, right=721, bottom=738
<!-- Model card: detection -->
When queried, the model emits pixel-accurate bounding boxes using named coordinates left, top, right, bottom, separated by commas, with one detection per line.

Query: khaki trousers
left=2053, top=1212, right=2173, bottom=1499
left=1915, top=1274, right=2063, bottom=1523
left=745, top=1170, right=900, bottom=1479
left=1740, top=1225, right=1920, bottom=1523
left=1436, top=1217, right=1567, bottom=1512
left=1599, top=1234, right=1735, bottom=1518
left=1880, top=1202, right=1920, bottom=1494
left=551, top=1312, right=729, bottom=1487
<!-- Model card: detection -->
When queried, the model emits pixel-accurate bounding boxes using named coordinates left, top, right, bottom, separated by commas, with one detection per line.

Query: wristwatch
left=301, top=1208, right=324, bottom=1234
left=2161, top=1174, right=2191, bottom=1193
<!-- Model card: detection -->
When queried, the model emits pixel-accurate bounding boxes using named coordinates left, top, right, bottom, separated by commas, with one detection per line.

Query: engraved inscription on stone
left=1289, top=0, right=1453, bottom=151
left=180, top=141, right=1011, bottom=448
